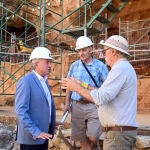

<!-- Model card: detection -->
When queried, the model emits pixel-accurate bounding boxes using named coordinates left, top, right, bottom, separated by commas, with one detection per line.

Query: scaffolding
left=119, top=18, right=150, bottom=78
left=3, top=1, right=149, bottom=149
left=0, top=0, right=130, bottom=95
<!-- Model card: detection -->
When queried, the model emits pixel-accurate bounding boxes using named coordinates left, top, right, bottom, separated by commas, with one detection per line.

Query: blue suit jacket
left=15, top=72, right=56, bottom=144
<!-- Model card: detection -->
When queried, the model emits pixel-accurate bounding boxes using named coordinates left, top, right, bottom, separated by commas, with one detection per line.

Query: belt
left=73, top=100, right=91, bottom=104
left=101, top=126, right=137, bottom=132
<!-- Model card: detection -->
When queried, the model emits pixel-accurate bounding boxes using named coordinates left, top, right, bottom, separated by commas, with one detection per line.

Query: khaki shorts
left=103, top=130, right=137, bottom=150
left=71, top=100, right=102, bottom=142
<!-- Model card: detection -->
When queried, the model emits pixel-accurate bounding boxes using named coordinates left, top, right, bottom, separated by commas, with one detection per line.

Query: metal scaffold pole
left=0, top=0, right=4, bottom=52
left=41, top=0, right=46, bottom=46
left=84, top=0, right=87, bottom=37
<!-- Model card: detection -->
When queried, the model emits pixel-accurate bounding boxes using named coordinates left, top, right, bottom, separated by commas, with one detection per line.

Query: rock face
left=0, top=123, right=18, bottom=150
left=1, top=0, right=150, bottom=44
left=138, top=78, right=150, bottom=113
left=3, top=0, right=150, bottom=27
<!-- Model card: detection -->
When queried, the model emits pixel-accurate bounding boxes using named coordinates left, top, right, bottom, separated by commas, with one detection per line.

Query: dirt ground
left=0, top=106, right=150, bottom=128
left=136, top=113, right=150, bottom=127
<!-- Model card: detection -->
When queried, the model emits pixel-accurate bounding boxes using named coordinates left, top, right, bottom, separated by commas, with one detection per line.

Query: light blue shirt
left=67, top=58, right=109, bottom=101
left=91, top=58, right=138, bottom=127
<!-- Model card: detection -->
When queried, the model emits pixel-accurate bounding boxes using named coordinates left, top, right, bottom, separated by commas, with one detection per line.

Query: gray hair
left=116, top=50, right=130, bottom=59
left=30, top=58, right=41, bottom=70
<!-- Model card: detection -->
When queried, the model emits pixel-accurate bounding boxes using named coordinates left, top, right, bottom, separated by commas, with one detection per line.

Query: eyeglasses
left=102, top=47, right=112, bottom=56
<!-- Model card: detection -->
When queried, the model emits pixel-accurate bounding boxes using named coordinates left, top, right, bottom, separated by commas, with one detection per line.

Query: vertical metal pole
left=37, top=0, right=42, bottom=46
left=0, top=0, right=4, bottom=93
left=84, top=0, right=87, bottom=36
left=60, top=48, right=62, bottom=95
left=84, top=29, right=87, bottom=37
left=0, top=0, right=4, bottom=52
left=5, top=3, right=8, bottom=42
left=60, top=0, right=63, bottom=95
left=0, top=17, right=2, bottom=53
left=105, top=13, right=108, bottom=40
left=79, top=0, right=81, bottom=27
left=61, top=0, right=63, bottom=29
left=23, top=0, right=27, bottom=76
left=25, top=12, right=28, bottom=45
left=41, top=0, right=46, bottom=46
left=127, top=21, right=129, bottom=44
left=119, top=17, right=121, bottom=36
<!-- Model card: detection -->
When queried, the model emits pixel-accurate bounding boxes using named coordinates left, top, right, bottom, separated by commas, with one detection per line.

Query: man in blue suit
left=15, top=47, right=56, bottom=150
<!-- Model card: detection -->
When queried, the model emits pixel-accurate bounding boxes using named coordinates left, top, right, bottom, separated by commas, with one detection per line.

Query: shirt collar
left=112, top=58, right=127, bottom=69
left=81, top=57, right=95, bottom=66
left=33, top=71, right=48, bottom=82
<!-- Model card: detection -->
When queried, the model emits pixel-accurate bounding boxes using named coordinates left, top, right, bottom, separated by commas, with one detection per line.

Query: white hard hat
left=75, top=36, right=93, bottom=51
left=29, top=47, right=54, bottom=61
left=100, top=35, right=131, bottom=56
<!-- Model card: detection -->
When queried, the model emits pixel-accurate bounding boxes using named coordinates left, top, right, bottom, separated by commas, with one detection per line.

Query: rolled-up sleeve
left=90, top=66, right=127, bottom=106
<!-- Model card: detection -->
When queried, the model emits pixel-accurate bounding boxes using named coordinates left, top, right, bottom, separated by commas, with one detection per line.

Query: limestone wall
left=138, top=78, right=150, bottom=113
left=0, top=57, right=150, bottom=113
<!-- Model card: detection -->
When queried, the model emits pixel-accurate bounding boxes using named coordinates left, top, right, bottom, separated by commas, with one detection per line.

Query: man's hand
left=55, top=121, right=63, bottom=129
left=73, top=78, right=82, bottom=85
left=64, top=102, right=72, bottom=114
left=60, top=77, right=80, bottom=92
left=37, top=132, right=53, bottom=139
left=60, top=78, right=95, bottom=104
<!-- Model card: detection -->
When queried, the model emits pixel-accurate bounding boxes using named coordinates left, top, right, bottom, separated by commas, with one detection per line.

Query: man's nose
left=48, top=62, right=52, bottom=67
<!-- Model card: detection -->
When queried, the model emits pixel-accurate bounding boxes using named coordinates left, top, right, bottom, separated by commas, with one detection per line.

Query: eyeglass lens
left=102, top=47, right=111, bottom=55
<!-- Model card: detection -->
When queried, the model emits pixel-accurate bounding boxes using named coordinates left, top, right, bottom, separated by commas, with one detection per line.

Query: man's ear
left=89, top=46, right=93, bottom=54
left=112, top=49, right=118, bottom=56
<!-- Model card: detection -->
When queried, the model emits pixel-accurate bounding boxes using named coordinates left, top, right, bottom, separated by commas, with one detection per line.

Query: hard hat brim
left=75, top=43, right=93, bottom=51
left=99, top=40, right=131, bottom=56
left=29, top=57, right=55, bottom=61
